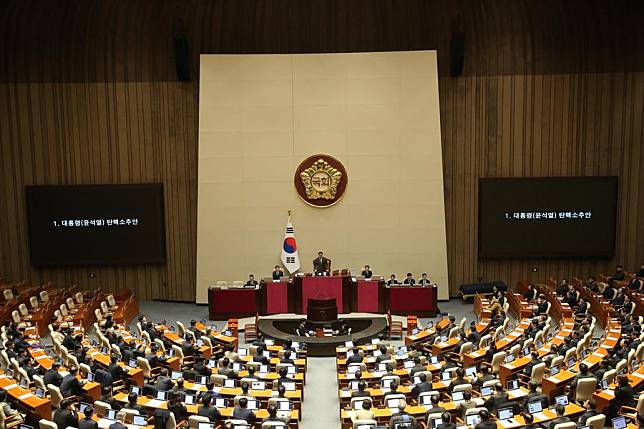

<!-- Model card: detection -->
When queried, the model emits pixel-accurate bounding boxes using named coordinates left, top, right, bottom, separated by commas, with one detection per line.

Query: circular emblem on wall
left=294, top=154, right=348, bottom=208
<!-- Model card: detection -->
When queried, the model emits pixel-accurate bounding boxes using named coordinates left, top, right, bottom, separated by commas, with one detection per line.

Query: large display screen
left=25, top=184, right=166, bottom=266
left=478, top=177, right=617, bottom=258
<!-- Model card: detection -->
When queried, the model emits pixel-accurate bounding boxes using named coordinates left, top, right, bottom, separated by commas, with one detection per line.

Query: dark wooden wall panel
left=0, top=0, right=643, bottom=300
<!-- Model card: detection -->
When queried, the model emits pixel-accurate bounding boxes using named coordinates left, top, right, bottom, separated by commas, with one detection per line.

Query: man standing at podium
left=313, top=251, right=330, bottom=276
left=361, top=265, right=373, bottom=279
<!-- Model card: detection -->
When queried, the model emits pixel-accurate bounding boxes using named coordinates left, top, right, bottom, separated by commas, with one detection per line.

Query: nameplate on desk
left=371, top=371, right=386, bottom=377
left=18, top=393, right=33, bottom=399
left=545, top=377, right=559, bottom=383
left=592, top=352, right=604, bottom=358
left=632, top=372, right=644, bottom=379
left=4, top=384, right=18, bottom=390
left=146, top=399, right=165, bottom=407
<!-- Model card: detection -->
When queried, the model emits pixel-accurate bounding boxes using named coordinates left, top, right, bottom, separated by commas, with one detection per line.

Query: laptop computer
left=452, top=391, right=464, bottom=401
left=550, top=366, right=560, bottom=376
left=214, top=398, right=227, bottom=408
left=238, top=348, right=248, bottom=356
left=523, top=347, right=531, bottom=356
left=507, top=379, right=519, bottom=390
left=567, top=357, right=576, bottom=368
left=612, top=416, right=627, bottom=429
left=156, top=390, right=168, bottom=401
left=79, top=402, right=92, bottom=413
left=282, top=381, right=296, bottom=391
left=440, top=372, right=451, bottom=381
left=430, top=356, right=439, bottom=364
left=171, top=371, right=182, bottom=380
left=505, top=353, right=515, bottom=363
left=86, top=372, right=94, bottom=382
left=352, top=399, right=366, bottom=410
left=555, top=395, right=569, bottom=406
left=480, top=386, right=493, bottom=396
left=104, top=409, right=118, bottom=421
left=465, top=415, right=481, bottom=426
left=197, top=376, right=208, bottom=385
left=498, top=407, right=518, bottom=425
left=197, top=423, right=215, bottom=429
left=403, top=360, right=414, bottom=369
left=184, top=394, right=196, bottom=405
left=465, top=366, right=477, bottom=377
left=527, top=401, right=543, bottom=414
left=429, top=417, right=442, bottom=429
left=277, top=401, right=292, bottom=411
left=132, top=415, right=147, bottom=427
left=387, top=398, right=400, bottom=409
left=131, top=386, right=142, bottom=395
left=251, top=381, right=266, bottom=390
left=35, top=387, right=45, bottom=398
left=128, top=359, right=137, bottom=368
left=246, top=399, right=259, bottom=410
left=600, top=379, right=609, bottom=389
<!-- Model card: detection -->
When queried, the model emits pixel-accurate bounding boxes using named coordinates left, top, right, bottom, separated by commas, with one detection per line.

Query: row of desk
left=209, top=275, right=438, bottom=319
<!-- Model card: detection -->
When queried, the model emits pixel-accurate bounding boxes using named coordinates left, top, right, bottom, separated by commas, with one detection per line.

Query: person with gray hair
left=388, top=400, right=417, bottom=429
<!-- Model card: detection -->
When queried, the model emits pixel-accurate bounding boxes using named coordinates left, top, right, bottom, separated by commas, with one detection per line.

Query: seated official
left=188, top=320, right=203, bottom=339
left=218, top=357, right=238, bottom=378
left=523, top=284, right=537, bottom=301
left=197, top=394, right=221, bottom=422
left=347, top=348, right=364, bottom=364
left=232, top=397, right=257, bottom=423
left=388, top=400, right=417, bottom=429
left=100, top=386, right=122, bottom=410
left=483, top=383, right=508, bottom=413
left=436, top=412, right=456, bottom=429
left=474, top=409, right=496, bottom=429
left=411, top=373, right=432, bottom=397
left=383, top=381, right=402, bottom=400
left=535, top=295, right=548, bottom=314
left=108, top=355, right=127, bottom=381
left=577, top=399, right=601, bottom=427
left=245, top=274, right=258, bottom=287
left=168, top=392, right=189, bottom=421
left=280, top=350, right=295, bottom=365
left=548, top=405, right=570, bottom=429
left=263, top=404, right=289, bottom=424
left=54, top=399, right=79, bottom=429
left=447, top=368, right=469, bottom=393
left=375, top=345, right=391, bottom=363
left=403, top=273, right=416, bottom=285
left=253, top=346, right=270, bottom=364
left=108, top=412, right=128, bottom=429
left=123, top=392, right=147, bottom=416
left=272, top=266, right=284, bottom=280
left=424, top=395, right=445, bottom=416
left=457, top=392, right=477, bottom=418
left=409, top=357, right=425, bottom=377
left=79, top=405, right=99, bottom=429
left=193, top=357, right=210, bottom=376
left=312, top=251, right=330, bottom=275
left=155, top=368, right=174, bottom=391
left=44, top=362, right=64, bottom=387
left=60, top=366, right=86, bottom=398
left=418, top=273, right=432, bottom=286
left=351, top=399, right=374, bottom=423
left=361, top=265, right=373, bottom=278
left=609, top=265, right=626, bottom=282
left=351, top=380, right=370, bottom=398
left=387, top=274, right=400, bottom=286
left=0, top=389, right=19, bottom=419
left=522, top=381, right=548, bottom=410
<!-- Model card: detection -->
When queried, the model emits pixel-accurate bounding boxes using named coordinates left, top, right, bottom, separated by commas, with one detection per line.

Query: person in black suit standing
left=79, top=405, right=99, bottom=429
left=313, top=251, right=330, bottom=275
left=54, top=399, right=79, bottom=429
left=272, top=266, right=284, bottom=280
left=361, top=266, right=373, bottom=278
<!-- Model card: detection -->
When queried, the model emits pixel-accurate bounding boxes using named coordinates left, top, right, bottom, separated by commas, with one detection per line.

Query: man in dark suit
left=189, top=320, right=203, bottom=339
left=155, top=368, right=174, bottom=391
left=403, top=273, right=416, bottom=285
left=577, top=399, right=601, bottom=427
left=375, top=345, right=391, bottom=363
left=347, top=349, right=364, bottom=364
left=218, top=357, right=238, bottom=378
left=232, top=397, right=257, bottom=423
left=245, top=275, right=258, bottom=287
left=351, top=381, right=370, bottom=398
left=361, top=265, right=373, bottom=278
left=387, top=275, right=400, bottom=286
left=419, top=273, right=432, bottom=286
left=108, top=412, right=128, bottom=429
left=108, top=356, right=127, bottom=382
left=60, top=367, right=85, bottom=398
left=522, top=381, right=548, bottom=410
left=193, top=358, right=211, bottom=377
left=447, top=368, right=469, bottom=393
left=313, top=251, right=330, bottom=275
left=272, top=266, right=284, bottom=280
left=123, top=392, right=147, bottom=416
left=280, top=350, right=295, bottom=365
left=523, top=352, right=541, bottom=377
left=409, top=357, right=426, bottom=377
left=483, top=383, right=508, bottom=413
left=609, top=265, right=626, bottom=282
left=474, top=410, right=496, bottom=429
left=44, top=362, right=64, bottom=387
left=436, top=412, right=456, bottom=429
left=197, top=394, right=221, bottom=422
left=79, top=405, right=99, bottom=429
left=253, top=347, right=270, bottom=365
left=411, top=373, right=432, bottom=397
left=424, top=395, right=445, bottom=416
left=548, top=405, right=571, bottom=429
left=611, top=375, right=635, bottom=417
left=100, top=386, right=121, bottom=410
left=54, top=399, right=79, bottom=429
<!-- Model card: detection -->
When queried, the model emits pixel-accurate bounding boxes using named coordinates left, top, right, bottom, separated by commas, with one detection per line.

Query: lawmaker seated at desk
left=313, top=251, right=331, bottom=276
left=387, top=275, right=400, bottom=286
left=361, top=265, right=373, bottom=279
left=272, top=266, right=284, bottom=280
left=245, top=275, right=258, bottom=288
left=403, top=273, right=416, bottom=285
left=418, top=273, right=432, bottom=286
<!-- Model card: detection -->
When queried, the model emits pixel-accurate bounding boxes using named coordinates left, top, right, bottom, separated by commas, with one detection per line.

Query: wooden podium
left=306, top=298, right=338, bottom=321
